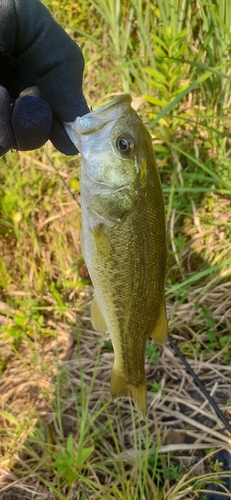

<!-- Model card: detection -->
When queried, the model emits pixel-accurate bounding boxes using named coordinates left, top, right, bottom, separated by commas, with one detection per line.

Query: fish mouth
left=84, top=177, right=131, bottom=195
left=64, top=94, right=132, bottom=149
left=84, top=93, right=132, bottom=118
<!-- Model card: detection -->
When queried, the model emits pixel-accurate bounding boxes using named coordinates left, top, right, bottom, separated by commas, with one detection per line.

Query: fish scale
left=65, top=94, right=168, bottom=418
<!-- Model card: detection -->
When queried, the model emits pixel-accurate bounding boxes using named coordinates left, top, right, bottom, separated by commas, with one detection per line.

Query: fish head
left=65, top=94, right=153, bottom=192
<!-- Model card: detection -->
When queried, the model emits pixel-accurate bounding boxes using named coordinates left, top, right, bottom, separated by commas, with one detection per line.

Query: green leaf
left=166, top=259, right=231, bottom=297
left=219, top=335, right=230, bottom=348
left=77, top=446, right=94, bottom=467
left=69, top=178, right=80, bottom=191
left=67, top=471, right=79, bottom=484
left=174, top=81, right=191, bottom=95
left=207, top=330, right=215, bottom=343
left=174, top=43, right=189, bottom=58
left=153, top=144, right=169, bottom=153
left=49, top=283, right=65, bottom=309
left=143, top=67, right=167, bottom=83
left=146, top=79, right=166, bottom=91
left=66, top=434, right=74, bottom=456
left=150, top=33, right=168, bottom=51
left=144, top=95, right=169, bottom=107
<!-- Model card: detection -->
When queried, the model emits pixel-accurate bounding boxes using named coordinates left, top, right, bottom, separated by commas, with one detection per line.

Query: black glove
left=0, top=0, right=90, bottom=156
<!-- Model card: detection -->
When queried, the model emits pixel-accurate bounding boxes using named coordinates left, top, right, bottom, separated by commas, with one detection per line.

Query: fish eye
left=116, top=134, right=135, bottom=155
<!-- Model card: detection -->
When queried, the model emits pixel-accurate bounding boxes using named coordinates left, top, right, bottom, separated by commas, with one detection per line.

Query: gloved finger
left=19, top=86, right=41, bottom=98
left=0, top=86, right=15, bottom=155
left=12, top=95, right=52, bottom=150
left=5, top=63, right=37, bottom=99
left=10, top=0, right=90, bottom=121
left=37, top=61, right=90, bottom=122
left=12, top=85, right=79, bottom=154
left=50, top=116, right=78, bottom=155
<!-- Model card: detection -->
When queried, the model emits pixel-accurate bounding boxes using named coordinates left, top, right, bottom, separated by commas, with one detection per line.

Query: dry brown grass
left=0, top=82, right=231, bottom=500
left=0, top=145, right=231, bottom=498
left=0, top=269, right=231, bottom=498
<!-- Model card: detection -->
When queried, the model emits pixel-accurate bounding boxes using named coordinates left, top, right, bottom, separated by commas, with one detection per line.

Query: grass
left=0, top=0, right=231, bottom=498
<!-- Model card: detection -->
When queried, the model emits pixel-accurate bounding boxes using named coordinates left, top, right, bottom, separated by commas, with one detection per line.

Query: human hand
left=0, top=0, right=90, bottom=156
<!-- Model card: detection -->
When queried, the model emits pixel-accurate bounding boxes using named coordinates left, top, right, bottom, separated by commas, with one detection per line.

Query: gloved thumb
left=0, top=86, right=15, bottom=155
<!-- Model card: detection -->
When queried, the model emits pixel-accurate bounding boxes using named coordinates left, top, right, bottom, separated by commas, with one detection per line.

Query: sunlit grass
left=0, top=0, right=231, bottom=498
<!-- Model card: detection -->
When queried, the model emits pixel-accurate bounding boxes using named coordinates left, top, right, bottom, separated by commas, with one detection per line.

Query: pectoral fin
left=110, top=367, right=147, bottom=419
left=91, top=295, right=108, bottom=333
left=150, top=298, right=168, bottom=344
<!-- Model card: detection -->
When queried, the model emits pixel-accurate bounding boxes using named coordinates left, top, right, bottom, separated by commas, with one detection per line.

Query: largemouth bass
left=65, top=94, right=168, bottom=418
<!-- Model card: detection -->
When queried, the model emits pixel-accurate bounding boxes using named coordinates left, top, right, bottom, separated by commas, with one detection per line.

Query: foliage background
left=0, top=0, right=231, bottom=499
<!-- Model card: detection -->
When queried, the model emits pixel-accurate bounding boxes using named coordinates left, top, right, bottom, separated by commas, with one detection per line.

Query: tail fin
left=110, top=367, right=147, bottom=419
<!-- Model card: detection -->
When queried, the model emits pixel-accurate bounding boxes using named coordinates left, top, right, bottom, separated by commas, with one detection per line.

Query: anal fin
left=91, top=295, right=108, bottom=333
